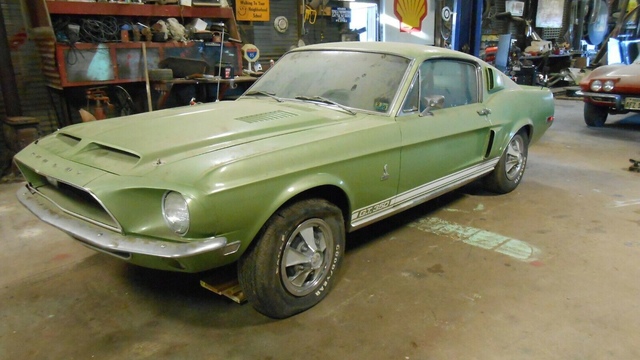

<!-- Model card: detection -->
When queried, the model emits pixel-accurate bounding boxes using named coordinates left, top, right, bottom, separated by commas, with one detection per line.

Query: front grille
left=31, top=180, right=121, bottom=233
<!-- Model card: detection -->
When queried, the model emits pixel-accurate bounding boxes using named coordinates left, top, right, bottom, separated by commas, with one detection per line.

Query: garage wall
left=233, top=0, right=300, bottom=63
left=0, top=0, right=55, bottom=133
left=1, top=0, right=57, bottom=175
left=232, top=0, right=300, bottom=64
left=232, top=0, right=347, bottom=64
left=482, top=0, right=568, bottom=48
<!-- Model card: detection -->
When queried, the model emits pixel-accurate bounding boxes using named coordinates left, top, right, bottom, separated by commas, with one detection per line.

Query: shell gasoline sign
left=394, top=0, right=427, bottom=32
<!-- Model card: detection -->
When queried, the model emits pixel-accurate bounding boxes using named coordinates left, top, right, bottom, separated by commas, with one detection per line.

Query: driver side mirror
left=420, top=95, right=445, bottom=117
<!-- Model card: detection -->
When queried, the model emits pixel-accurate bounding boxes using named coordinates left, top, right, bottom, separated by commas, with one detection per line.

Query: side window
left=401, top=74, right=420, bottom=113
left=420, top=59, right=479, bottom=109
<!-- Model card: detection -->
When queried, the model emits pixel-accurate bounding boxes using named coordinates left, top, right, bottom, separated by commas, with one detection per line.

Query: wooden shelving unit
left=23, top=0, right=242, bottom=88
left=45, top=1, right=233, bottom=18
left=21, top=0, right=248, bottom=123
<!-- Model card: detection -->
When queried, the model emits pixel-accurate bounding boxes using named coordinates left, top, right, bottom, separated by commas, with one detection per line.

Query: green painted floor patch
left=466, top=230, right=511, bottom=250
left=495, top=239, right=538, bottom=260
left=409, top=217, right=540, bottom=262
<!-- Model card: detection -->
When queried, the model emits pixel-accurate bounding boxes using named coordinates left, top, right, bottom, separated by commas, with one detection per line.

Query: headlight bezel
left=162, top=191, right=190, bottom=236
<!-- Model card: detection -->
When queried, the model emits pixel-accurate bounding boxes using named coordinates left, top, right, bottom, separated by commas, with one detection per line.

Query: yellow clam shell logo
left=394, top=0, right=427, bottom=32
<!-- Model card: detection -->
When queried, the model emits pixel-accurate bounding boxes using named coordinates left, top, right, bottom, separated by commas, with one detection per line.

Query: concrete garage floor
left=1, top=99, right=639, bottom=359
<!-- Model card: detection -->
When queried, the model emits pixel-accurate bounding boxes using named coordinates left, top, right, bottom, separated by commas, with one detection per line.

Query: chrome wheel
left=281, top=218, right=334, bottom=297
left=484, top=131, right=529, bottom=194
left=505, top=135, right=525, bottom=181
left=238, top=198, right=345, bottom=318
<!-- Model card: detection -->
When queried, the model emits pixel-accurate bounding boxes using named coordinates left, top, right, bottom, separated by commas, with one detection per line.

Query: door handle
left=477, top=108, right=491, bottom=116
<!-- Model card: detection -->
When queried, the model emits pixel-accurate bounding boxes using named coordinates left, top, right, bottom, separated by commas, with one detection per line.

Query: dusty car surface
left=577, top=61, right=640, bottom=126
left=14, top=42, right=554, bottom=318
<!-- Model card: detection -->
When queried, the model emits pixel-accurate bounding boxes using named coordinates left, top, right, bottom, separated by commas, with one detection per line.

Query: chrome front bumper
left=576, top=91, right=623, bottom=109
left=17, top=185, right=240, bottom=270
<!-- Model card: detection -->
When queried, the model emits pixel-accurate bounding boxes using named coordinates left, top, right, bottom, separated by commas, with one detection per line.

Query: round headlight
left=162, top=191, right=190, bottom=235
left=590, top=80, right=602, bottom=92
left=603, top=80, right=615, bottom=92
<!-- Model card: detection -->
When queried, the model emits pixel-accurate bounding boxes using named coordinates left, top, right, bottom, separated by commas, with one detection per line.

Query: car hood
left=596, top=63, right=640, bottom=77
left=581, top=63, right=640, bottom=89
left=37, top=99, right=357, bottom=176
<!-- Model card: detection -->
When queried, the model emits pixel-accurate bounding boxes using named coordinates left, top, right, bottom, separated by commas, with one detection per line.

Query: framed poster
left=536, top=0, right=564, bottom=28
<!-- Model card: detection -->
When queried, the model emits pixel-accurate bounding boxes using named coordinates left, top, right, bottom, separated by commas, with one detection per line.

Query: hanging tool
left=142, top=42, right=153, bottom=112
left=214, top=22, right=226, bottom=102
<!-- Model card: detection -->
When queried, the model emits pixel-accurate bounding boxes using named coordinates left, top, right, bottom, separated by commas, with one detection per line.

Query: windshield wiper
left=245, top=90, right=284, bottom=102
left=294, top=95, right=356, bottom=115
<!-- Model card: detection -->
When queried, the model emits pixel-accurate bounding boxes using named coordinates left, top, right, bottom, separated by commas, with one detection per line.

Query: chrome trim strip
left=17, top=186, right=230, bottom=259
left=26, top=182, right=122, bottom=233
left=350, top=158, right=500, bottom=229
left=575, top=90, right=621, bottom=99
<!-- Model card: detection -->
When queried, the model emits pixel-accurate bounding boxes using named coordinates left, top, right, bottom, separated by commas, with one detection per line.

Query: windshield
left=245, top=50, right=411, bottom=113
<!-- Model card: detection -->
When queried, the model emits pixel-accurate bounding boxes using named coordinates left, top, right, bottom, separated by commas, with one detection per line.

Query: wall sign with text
left=236, top=0, right=270, bottom=22
left=331, top=8, right=351, bottom=23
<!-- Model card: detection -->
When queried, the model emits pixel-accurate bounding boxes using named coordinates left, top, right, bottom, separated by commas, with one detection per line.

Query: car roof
left=290, top=41, right=478, bottom=63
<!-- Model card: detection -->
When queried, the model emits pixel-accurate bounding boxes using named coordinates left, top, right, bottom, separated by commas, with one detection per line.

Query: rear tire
left=584, top=102, right=608, bottom=127
left=485, top=131, right=529, bottom=194
left=238, top=198, right=345, bottom=319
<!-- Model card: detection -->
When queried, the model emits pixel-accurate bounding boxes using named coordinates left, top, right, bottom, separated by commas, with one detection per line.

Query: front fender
left=187, top=170, right=354, bottom=262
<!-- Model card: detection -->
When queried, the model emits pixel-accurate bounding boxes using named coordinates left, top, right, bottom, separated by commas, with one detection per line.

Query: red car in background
left=578, top=61, right=640, bottom=127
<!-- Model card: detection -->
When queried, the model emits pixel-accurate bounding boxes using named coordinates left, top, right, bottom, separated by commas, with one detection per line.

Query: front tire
left=584, top=102, right=608, bottom=127
left=238, top=198, right=345, bottom=319
left=485, top=131, right=529, bottom=194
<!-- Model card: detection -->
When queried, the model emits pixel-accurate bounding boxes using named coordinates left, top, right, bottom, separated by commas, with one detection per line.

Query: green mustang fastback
left=14, top=42, right=554, bottom=318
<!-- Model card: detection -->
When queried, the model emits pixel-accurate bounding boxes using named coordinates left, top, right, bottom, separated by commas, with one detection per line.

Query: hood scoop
left=235, top=110, right=298, bottom=124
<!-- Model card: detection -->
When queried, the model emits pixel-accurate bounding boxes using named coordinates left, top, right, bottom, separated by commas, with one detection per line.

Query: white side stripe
left=351, top=158, right=499, bottom=228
